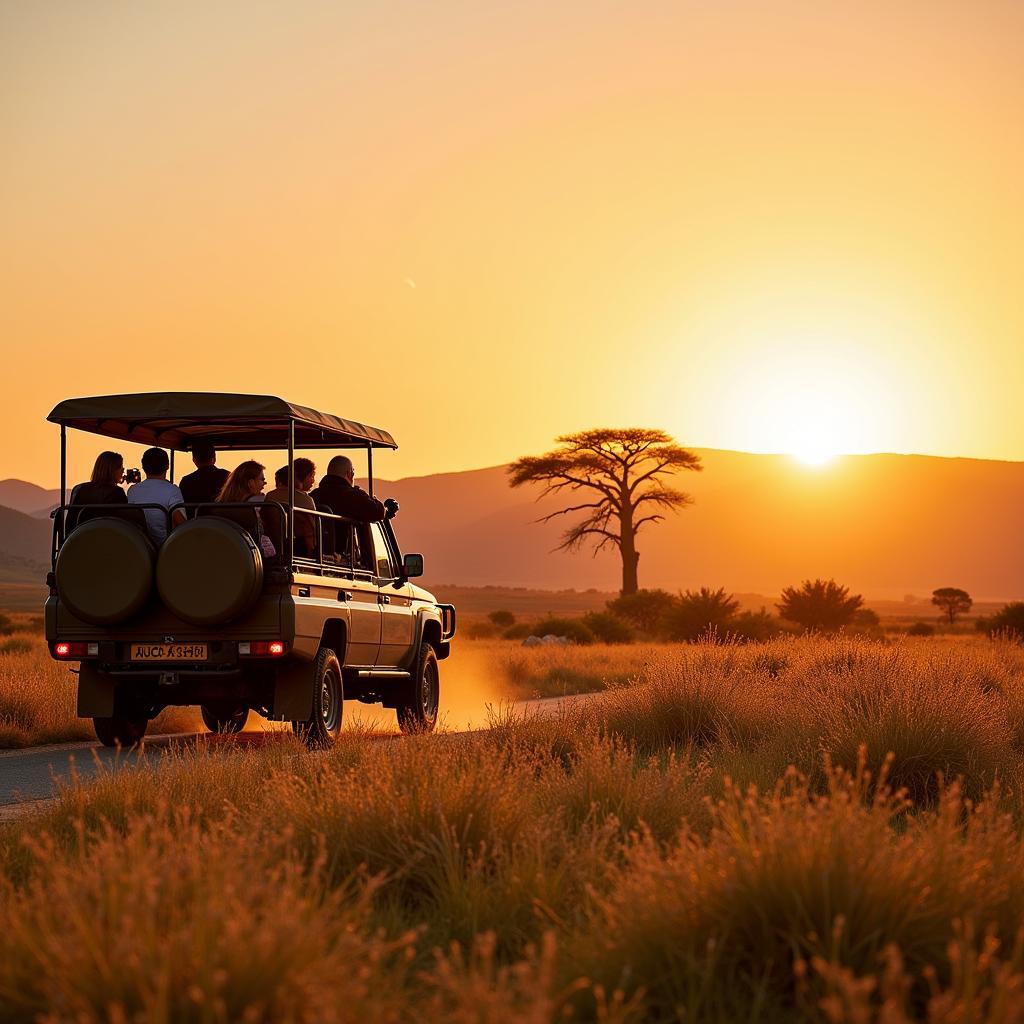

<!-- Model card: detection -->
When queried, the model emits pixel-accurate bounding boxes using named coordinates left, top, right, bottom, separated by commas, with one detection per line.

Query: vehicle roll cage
left=50, top=394, right=406, bottom=582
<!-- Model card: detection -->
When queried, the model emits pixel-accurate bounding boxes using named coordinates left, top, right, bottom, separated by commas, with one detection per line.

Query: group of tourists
left=68, top=441, right=398, bottom=561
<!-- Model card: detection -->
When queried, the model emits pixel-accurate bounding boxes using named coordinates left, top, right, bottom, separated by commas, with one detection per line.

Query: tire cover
left=156, top=518, right=263, bottom=625
left=56, top=518, right=155, bottom=625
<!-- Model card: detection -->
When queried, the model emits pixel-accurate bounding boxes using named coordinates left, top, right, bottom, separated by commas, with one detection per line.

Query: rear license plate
left=130, top=643, right=208, bottom=662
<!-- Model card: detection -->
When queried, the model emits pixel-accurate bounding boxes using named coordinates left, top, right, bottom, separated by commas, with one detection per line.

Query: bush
left=606, top=590, right=676, bottom=634
left=984, top=602, right=1024, bottom=639
left=503, top=622, right=534, bottom=640
left=531, top=617, right=594, bottom=645
left=908, top=621, right=935, bottom=637
left=777, top=578, right=863, bottom=632
left=0, top=638, right=33, bottom=655
left=488, top=610, right=516, bottom=628
left=728, top=609, right=780, bottom=643
left=660, top=588, right=739, bottom=642
left=0, top=613, right=11, bottom=636
left=581, top=612, right=634, bottom=644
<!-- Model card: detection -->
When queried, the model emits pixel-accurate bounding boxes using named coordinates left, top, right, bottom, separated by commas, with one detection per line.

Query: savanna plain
left=5, top=626, right=1024, bottom=1021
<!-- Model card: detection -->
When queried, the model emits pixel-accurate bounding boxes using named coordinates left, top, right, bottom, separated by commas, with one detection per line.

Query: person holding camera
left=127, top=448, right=186, bottom=545
left=67, top=451, right=128, bottom=530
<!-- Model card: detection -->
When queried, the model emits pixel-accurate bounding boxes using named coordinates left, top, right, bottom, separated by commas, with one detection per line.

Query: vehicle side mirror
left=402, top=553, right=424, bottom=578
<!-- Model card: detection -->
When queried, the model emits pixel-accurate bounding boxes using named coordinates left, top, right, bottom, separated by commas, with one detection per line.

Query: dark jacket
left=68, top=482, right=127, bottom=530
left=179, top=465, right=229, bottom=506
left=310, top=475, right=385, bottom=523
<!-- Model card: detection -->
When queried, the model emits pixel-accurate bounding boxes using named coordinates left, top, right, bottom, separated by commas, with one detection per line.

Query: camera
left=124, top=468, right=142, bottom=485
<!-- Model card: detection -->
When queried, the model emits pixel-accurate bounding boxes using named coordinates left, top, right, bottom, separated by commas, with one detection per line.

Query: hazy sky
left=3, top=1, right=1022, bottom=484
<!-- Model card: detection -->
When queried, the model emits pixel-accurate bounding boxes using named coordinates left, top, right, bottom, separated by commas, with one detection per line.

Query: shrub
left=984, top=602, right=1024, bottom=639
left=849, top=607, right=882, bottom=637
left=581, top=612, right=634, bottom=644
left=728, top=609, right=780, bottom=643
left=503, top=622, right=534, bottom=640
left=778, top=578, right=863, bottom=631
left=908, top=621, right=935, bottom=637
left=606, top=589, right=676, bottom=634
left=488, top=610, right=516, bottom=628
left=0, top=613, right=10, bottom=635
left=0, top=638, right=33, bottom=655
left=660, top=588, right=739, bottom=642
left=531, top=617, right=594, bottom=645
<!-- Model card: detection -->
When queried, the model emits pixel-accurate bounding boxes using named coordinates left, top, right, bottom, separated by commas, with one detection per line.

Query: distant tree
left=488, top=609, right=516, bottom=628
left=582, top=611, right=635, bottom=644
left=661, top=587, right=740, bottom=642
left=508, top=429, right=702, bottom=596
left=777, top=578, right=863, bottom=632
left=606, top=589, right=676, bottom=634
left=908, top=621, right=935, bottom=637
left=931, top=587, right=972, bottom=627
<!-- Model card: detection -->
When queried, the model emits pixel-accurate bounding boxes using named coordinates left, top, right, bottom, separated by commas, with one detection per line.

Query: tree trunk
left=619, top=499, right=639, bottom=595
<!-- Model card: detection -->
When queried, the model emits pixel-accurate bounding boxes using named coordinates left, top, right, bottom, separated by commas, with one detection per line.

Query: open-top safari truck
left=44, top=393, right=456, bottom=746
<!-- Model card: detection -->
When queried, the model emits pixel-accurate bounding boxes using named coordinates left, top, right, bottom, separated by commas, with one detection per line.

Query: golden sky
left=2, top=1, right=1022, bottom=485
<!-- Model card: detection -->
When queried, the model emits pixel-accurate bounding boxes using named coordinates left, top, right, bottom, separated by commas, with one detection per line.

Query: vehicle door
left=369, top=521, right=415, bottom=667
left=338, top=520, right=381, bottom=667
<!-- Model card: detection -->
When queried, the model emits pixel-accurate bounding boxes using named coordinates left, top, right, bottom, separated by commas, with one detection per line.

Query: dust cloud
left=342, top=642, right=516, bottom=734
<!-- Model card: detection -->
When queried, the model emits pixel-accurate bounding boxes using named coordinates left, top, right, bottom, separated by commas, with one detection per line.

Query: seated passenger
left=216, top=460, right=276, bottom=557
left=265, top=458, right=317, bottom=557
left=178, top=440, right=229, bottom=508
left=126, top=448, right=185, bottom=545
left=310, top=456, right=394, bottom=524
left=67, top=451, right=128, bottom=530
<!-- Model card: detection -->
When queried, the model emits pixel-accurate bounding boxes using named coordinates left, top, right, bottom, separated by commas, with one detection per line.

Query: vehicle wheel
left=397, top=643, right=439, bottom=734
left=201, top=705, right=250, bottom=734
left=93, top=715, right=148, bottom=748
left=291, top=647, right=343, bottom=748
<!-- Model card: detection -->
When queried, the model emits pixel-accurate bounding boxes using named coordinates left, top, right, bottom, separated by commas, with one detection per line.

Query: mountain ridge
left=2, top=449, right=1022, bottom=600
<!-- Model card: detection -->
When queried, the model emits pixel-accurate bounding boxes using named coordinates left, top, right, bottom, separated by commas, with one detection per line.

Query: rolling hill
left=2, top=449, right=1022, bottom=602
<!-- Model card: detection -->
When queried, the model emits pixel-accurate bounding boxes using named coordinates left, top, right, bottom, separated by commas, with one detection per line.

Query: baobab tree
left=508, top=428, right=702, bottom=595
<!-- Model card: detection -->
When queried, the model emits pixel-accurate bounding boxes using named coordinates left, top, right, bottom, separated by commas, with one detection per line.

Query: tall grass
left=2, top=635, right=1024, bottom=1019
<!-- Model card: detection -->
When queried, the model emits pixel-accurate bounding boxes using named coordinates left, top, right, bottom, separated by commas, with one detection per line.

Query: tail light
left=238, top=641, right=287, bottom=657
left=52, top=641, right=98, bottom=659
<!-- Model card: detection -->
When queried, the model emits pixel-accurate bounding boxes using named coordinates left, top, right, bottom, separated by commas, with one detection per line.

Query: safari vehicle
left=44, top=393, right=456, bottom=747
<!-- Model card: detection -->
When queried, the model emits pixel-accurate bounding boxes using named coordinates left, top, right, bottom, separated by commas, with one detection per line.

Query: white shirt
left=127, top=478, right=184, bottom=545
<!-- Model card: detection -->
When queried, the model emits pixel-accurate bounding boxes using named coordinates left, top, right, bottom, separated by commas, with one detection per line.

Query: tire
left=93, top=715, right=148, bottom=748
left=291, top=647, right=343, bottom=748
left=397, top=643, right=440, bottom=734
left=201, top=705, right=250, bottom=734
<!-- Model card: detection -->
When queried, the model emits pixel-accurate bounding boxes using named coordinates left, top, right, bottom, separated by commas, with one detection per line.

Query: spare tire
left=56, top=517, right=155, bottom=625
left=156, top=518, right=263, bottom=625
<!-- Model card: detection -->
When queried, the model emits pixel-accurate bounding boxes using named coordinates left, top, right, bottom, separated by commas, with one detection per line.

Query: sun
left=792, top=444, right=837, bottom=467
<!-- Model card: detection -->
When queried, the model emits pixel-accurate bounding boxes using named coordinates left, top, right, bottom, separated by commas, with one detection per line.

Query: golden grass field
left=4, top=631, right=1024, bottom=1018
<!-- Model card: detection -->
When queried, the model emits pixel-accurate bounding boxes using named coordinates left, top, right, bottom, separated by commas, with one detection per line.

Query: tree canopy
left=508, top=428, right=701, bottom=595
left=931, top=587, right=972, bottom=626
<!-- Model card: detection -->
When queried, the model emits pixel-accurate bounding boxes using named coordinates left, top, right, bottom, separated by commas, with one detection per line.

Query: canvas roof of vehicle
left=47, top=392, right=397, bottom=451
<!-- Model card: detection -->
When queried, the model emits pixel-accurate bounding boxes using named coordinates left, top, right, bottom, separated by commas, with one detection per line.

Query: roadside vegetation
left=5, top=635, right=1024, bottom=1020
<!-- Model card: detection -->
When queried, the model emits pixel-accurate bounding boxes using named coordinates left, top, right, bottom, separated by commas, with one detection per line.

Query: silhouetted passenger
left=68, top=451, right=128, bottom=530
left=179, top=440, right=229, bottom=507
left=265, top=458, right=317, bottom=557
left=127, top=448, right=185, bottom=544
left=217, top=460, right=277, bottom=557
left=310, top=456, right=389, bottom=524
